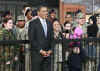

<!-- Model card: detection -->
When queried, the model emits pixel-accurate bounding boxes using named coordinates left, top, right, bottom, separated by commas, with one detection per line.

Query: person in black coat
left=28, top=5, right=54, bottom=71
left=68, top=42, right=86, bottom=71
left=87, top=15, right=98, bottom=37
left=87, top=15, right=98, bottom=59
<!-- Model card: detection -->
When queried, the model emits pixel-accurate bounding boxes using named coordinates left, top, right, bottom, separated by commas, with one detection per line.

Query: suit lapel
left=38, top=18, right=47, bottom=38
left=46, top=20, right=49, bottom=37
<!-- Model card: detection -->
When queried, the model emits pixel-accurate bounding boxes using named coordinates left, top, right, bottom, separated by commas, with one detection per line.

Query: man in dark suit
left=28, top=5, right=53, bottom=71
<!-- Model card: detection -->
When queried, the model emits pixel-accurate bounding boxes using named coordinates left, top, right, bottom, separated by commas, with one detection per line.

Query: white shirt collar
left=39, top=17, right=46, bottom=22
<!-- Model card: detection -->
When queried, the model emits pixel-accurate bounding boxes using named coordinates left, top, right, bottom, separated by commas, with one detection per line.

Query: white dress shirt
left=39, top=17, right=47, bottom=37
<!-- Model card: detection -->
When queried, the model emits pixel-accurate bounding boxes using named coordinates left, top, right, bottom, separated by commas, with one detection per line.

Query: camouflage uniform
left=16, top=15, right=26, bottom=71
left=16, top=15, right=26, bottom=40
left=0, top=28, right=19, bottom=66
left=16, top=27, right=26, bottom=40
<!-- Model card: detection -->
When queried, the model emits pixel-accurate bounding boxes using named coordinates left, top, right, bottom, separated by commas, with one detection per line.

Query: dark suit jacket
left=28, top=18, right=54, bottom=53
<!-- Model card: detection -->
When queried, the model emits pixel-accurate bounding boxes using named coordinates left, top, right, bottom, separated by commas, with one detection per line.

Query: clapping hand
left=40, top=50, right=52, bottom=57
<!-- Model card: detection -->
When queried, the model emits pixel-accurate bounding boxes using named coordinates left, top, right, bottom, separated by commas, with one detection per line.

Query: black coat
left=28, top=18, right=54, bottom=53
left=87, top=24, right=98, bottom=37
left=68, top=46, right=86, bottom=69
left=28, top=18, right=54, bottom=71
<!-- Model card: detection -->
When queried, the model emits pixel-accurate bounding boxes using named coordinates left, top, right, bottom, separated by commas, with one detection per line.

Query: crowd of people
left=0, top=4, right=100, bottom=71
left=53, top=10, right=100, bottom=71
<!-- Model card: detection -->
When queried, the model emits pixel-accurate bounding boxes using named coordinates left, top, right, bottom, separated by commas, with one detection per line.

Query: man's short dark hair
left=49, top=9, right=56, bottom=14
left=37, top=5, right=47, bottom=11
left=64, top=21, right=72, bottom=26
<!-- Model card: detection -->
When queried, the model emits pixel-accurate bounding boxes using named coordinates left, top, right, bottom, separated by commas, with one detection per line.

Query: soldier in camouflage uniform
left=15, top=15, right=26, bottom=71
left=0, top=18, right=19, bottom=71
left=16, top=15, right=26, bottom=40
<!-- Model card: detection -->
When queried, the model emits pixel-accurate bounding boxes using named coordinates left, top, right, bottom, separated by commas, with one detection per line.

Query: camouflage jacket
left=0, top=28, right=16, bottom=40
left=0, top=28, right=19, bottom=62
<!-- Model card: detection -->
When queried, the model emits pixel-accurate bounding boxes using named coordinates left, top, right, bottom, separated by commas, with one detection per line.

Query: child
left=68, top=42, right=86, bottom=71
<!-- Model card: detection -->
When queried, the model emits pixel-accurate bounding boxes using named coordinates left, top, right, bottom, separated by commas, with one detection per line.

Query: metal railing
left=0, top=40, right=29, bottom=71
left=53, top=38, right=100, bottom=71
left=0, top=38, right=100, bottom=71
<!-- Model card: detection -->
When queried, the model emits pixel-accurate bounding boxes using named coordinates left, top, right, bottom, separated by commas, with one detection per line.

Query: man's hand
left=73, top=47, right=80, bottom=54
left=40, top=50, right=47, bottom=57
left=46, top=50, right=52, bottom=56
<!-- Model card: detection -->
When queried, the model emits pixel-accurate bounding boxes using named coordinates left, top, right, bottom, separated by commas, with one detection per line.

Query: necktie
left=42, top=19, right=47, bottom=37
